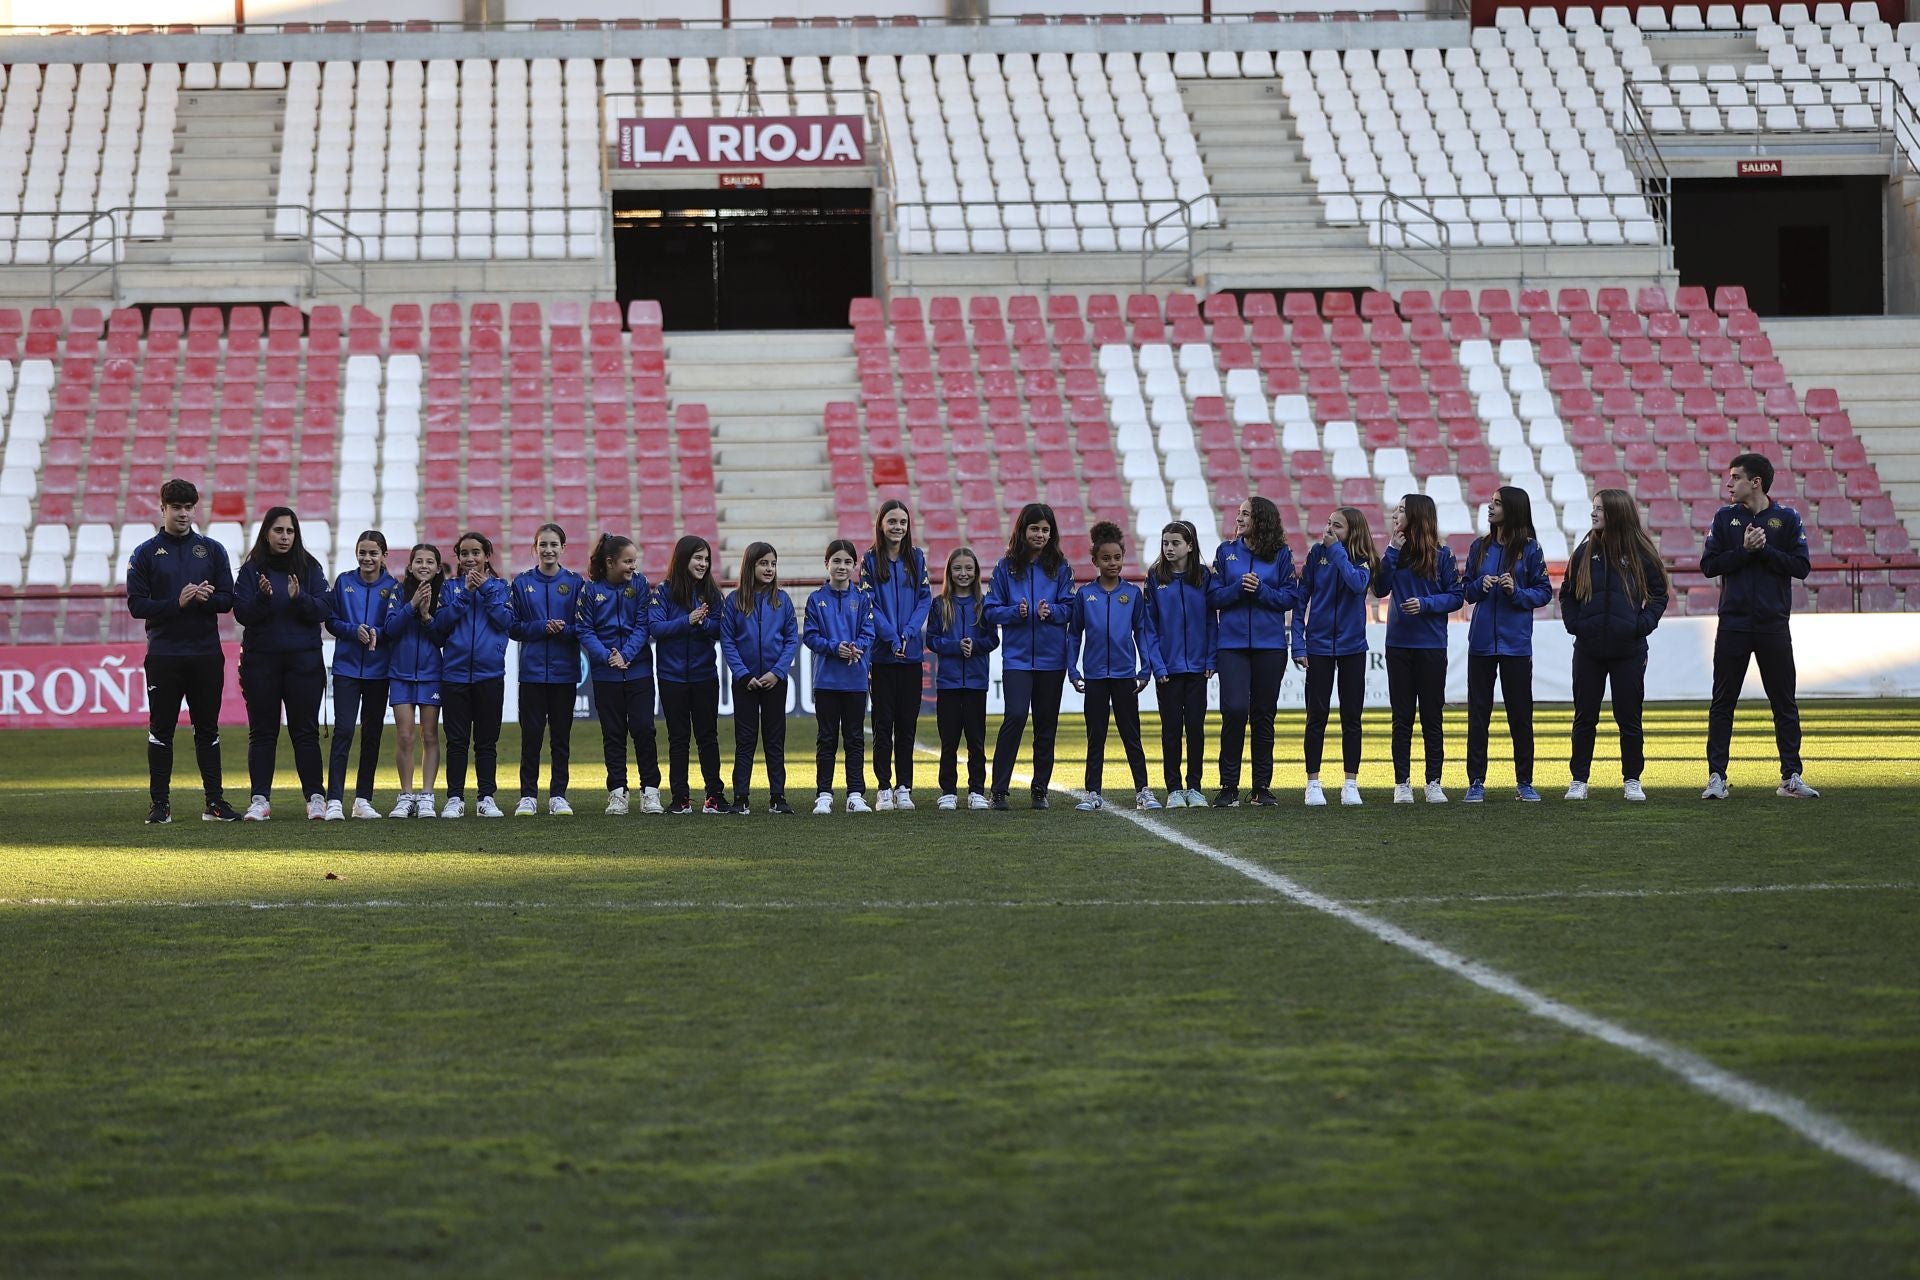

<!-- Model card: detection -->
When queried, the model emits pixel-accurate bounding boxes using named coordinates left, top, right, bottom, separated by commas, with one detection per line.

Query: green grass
left=3, top=704, right=1918, bottom=1278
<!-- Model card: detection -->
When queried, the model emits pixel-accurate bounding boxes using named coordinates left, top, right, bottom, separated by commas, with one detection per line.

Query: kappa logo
left=595, top=592, right=608, bottom=603
left=154, top=547, right=168, bottom=556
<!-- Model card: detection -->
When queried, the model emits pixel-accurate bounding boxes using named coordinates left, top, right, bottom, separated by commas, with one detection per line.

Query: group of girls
left=227, top=484, right=1668, bottom=821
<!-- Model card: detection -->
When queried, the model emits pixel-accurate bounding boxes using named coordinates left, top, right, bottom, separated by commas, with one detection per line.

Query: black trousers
left=327, top=673, right=389, bottom=802
left=1385, top=646, right=1447, bottom=785
left=594, top=678, right=660, bottom=792
left=442, top=676, right=506, bottom=800
left=869, top=662, right=924, bottom=790
left=1570, top=648, right=1647, bottom=783
left=241, top=648, right=326, bottom=801
left=661, top=678, right=725, bottom=804
left=1083, top=677, right=1149, bottom=794
left=732, top=677, right=788, bottom=801
left=1303, top=653, right=1366, bottom=777
left=815, top=688, right=868, bottom=794
left=518, top=681, right=575, bottom=799
left=146, top=651, right=228, bottom=806
left=1707, top=627, right=1802, bottom=778
left=992, top=667, right=1067, bottom=795
left=937, top=687, right=988, bottom=796
left=1158, top=672, right=1208, bottom=793
left=1216, top=648, right=1285, bottom=790
left=1465, top=654, right=1535, bottom=787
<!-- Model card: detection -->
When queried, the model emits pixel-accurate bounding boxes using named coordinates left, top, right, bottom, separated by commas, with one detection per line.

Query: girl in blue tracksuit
left=862, top=499, right=932, bottom=810
left=509, top=523, right=584, bottom=817
left=653, top=534, right=727, bottom=814
left=383, top=543, right=445, bottom=816
left=804, top=539, right=877, bottom=813
left=1374, top=494, right=1465, bottom=801
left=431, top=530, right=514, bottom=817
left=1144, top=519, right=1217, bottom=808
left=1293, top=507, right=1379, bottom=807
left=1207, top=495, right=1301, bottom=807
left=984, top=501, right=1077, bottom=810
left=1462, top=485, right=1555, bottom=803
left=1068, top=521, right=1161, bottom=812
left=574, top=533, right=661, bottom=815
left=722, top=541, right=799, bottom=814
left=324, top=529, right=398, bottom=819
left=924, top=545, right=999, bottom=809
left=233, top=506, right=332, bottom=820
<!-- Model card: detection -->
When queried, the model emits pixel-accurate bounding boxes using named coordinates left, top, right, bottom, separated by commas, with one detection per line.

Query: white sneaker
left=322, top=800, right=345, bottom=822
left=1164, top=789, right=1188, bottom=809
left=813, top=792, right=834, bottom=815
left=1341, top=781, right=1363, bottom=806
left=1135, top=787, right=1161, bottom=810
left=1304, top=781, right=1327, bottom=807
left=351, top=798, right=382, bottom=820
left=937, top=793, right=958, bottom=810
left=549, top=796, right=573, bottom=816
left=1187, top=789, right=1208, bottom=808
left=476, top=796, right=505, bottom=818
left=895, top=786, right=915, bottom=811
left=846, top=793, right=872, bottom=813
left=441, top=796, right=465, bottom=819
left=639, top=787, right=664, bottom=815
left=1393, top=783, right=1414, bottom=805
left=1776, top=774, right=1820, bottom=799
left=1424, top=783, right=1448, bottom=804
left=967, top=792, right=989, bottom=810
left=605, top=787, right=629, bottom=816
left=513, top=796, right=538, bottom=817
left=1074, top=793, right=1104, bottom=812
left=1702, top=773, right=1730, bottom=800
left=389, top=794, right=416, bottom=819
left=307, top=793, right=327, bottom=821
left=415, top=794, right=437, bottom=819
left=874, top=788, right=895, bottom=812
left=244, top=795, right=271, bottom=821
left=1565, top=781, right=1589, bottom=801
left=1623, top=780, right=1646, bottom=802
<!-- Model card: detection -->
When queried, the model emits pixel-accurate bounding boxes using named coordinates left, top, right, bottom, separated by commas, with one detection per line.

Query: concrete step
left=717, top=468, right=833, bottom=497
left=666, top=330, right=854, bottom=360
left=713, top=441, right=827, bottom=468
left=669, top=363, right=857, bottom=394
left=719, top=495, right=834, bottom=524
left=176, top=114, right=284, bottom=138
left=713, top=418, right=828, bottom=444
left=719, top=525, right=835, bottom=556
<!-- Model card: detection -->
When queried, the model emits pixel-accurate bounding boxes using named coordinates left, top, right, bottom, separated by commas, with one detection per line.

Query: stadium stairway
left=1764, top=314, right=1920, bottom=543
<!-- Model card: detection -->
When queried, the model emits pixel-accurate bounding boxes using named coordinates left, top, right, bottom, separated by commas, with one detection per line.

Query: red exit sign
left=719, top=173, right=764, bottom=189
left=1737, top=159, right=1783, bottom=177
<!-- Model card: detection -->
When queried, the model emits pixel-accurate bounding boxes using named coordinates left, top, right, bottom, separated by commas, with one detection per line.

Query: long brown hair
left=868, top=499, right=915, bottom=584
left=1004, top=502, right=1065, bottom=576
left=665, top=534, right=722, bottom=611
left=399, top=542, right=445, bottom=608
left=1334, top=506, right=1378, bottom=573
left=1469, top=485, right=1536, bottom=578
left=1570, top=488, right=1666, bottom=605
left=935, top=545, right=985, bottom=631
left=1398, top=493, right=1440, bottom=580
left=1149, top=519, right=1207, bottom=587
left=1243, top=496, right=1285, bottom=562
left=734, top=541, right=779, bottom=614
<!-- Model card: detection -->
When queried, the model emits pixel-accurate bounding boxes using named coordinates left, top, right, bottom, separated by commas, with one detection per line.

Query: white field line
left=1350, top=881, right=1920, bottom=906
left=0, top=896, right=1282, bottom=912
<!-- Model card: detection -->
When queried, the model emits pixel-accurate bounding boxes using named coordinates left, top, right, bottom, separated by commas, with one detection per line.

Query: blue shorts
left=388, top=679, right=441, bottom=707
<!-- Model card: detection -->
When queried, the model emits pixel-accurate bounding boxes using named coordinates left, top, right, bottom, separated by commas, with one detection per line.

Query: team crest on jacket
left=379, top=587, right=391, bottom=598
left=557, top=583, right=569, bottom=595
left=623, top=586, right=637, bottom=598
left=1768, top=518, right=1783, bottom=529
left=192, top=544, right=207, bottom=558
left=1118, top=593, right=1130, bottom=603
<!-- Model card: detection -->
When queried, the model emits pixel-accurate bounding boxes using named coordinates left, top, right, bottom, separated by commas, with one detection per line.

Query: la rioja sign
left=617, top=117, right=865, bottom=169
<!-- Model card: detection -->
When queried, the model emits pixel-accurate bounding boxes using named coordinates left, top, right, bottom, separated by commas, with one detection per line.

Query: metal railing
left=42, top=203, right=369, bottom=305
left=1137, top=188, right=1456, bottom=290
left=301, top=203, right=604, bottom=265
left=1375, top=190, right=1451, bottom=285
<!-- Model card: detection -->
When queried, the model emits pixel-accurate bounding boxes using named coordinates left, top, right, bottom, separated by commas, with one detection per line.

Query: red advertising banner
left=616, top=116, right=866, bottom=169
left=0, top=644, right=247, bottom=729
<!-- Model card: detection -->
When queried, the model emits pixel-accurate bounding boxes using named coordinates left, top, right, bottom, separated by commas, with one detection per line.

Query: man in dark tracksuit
left=1701, top=452, right=1817, bottom=800
left=124, top=478, right=242, bottom=824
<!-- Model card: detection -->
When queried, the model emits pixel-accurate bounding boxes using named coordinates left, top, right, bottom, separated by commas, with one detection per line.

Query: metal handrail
left=1375, top=191, right=1451, bottom=286
left=41, top=202, right=369, bottom=305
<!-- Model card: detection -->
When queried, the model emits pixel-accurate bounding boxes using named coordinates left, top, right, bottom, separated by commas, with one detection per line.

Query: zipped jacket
left=651, top=585, right=724, bottom=684
left=233, top=557, right=330, bottom=653
left=327, top=569, right=400, bottom=679
left=1144, top=571, right=1218, bottom=678
left=1462, top=537, right=1553, bottom=658
left=1560, top=543, right=1670, bottom=658
left=861, top=546, right=932, bottom=666
left=1701, top=501, right=1810, bottom=634
left=721, top=589, right=800, bottom=683
left=1068, top=579, right=1159, bottom=684
left=1291, top=540, right=1374, bottom=658
left=983, top=557, right=1076, bottom=671
left=572, top=575, right=655, bottom=683
left=1373, top=545, right=1464, bottom=649
left=509, top=566, right=586, bottom=685
left=1208, top=538, right=1300, bottom=652
left=381, top=587, right=444, bottom=682
left=924, top=594, right=1000, bottom=691
left=803, top=582, right=877, bottom=693
left=125, top=528, right=235, bottom=656
left=430, top=573, right=514, bottom=684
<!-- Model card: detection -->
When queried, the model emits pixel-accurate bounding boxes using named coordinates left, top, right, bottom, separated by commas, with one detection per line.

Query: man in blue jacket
left=125, top=479, right=242, bottom=824
left=1701, top=452, right=1817, bottom=800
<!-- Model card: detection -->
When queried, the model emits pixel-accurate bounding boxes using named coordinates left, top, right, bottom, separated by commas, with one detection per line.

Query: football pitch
left=3, top=703, right=1918, bottom=1277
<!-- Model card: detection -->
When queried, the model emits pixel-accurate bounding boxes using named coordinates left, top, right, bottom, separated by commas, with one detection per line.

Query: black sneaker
left=702, top=796, right=726, bottom=814
left=145, top=801, right=171, bottom=825
left=1249, top=788, right=1279, bottom=807
left=1030, top=788, right=1050, bottom=811
left=989, top=792, right=1010, bottom=811
left=728, top=798, right=750, bottom=815
left=670, top=798, right=694, bottom=815
left=767, top=796, right=794, bottom=815
left=202, top=798, right=242, bottom=822
left=1212, top=788, right=1242, bottom=808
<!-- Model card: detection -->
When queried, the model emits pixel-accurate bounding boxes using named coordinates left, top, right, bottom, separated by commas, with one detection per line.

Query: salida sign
left=616, top=116, right=865, bottom=169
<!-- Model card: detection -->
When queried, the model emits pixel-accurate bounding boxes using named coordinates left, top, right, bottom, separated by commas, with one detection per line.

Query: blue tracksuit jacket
left=983, top=557, right=1076, bottom=672
left=1208, top=538, right=1300, bottom=652
left=803, top=582, right=877, bottom=693
left=1701, top=501, right=1810, bottom=633
left=381, top=588, right=444, bottom=683
left=233, top=557, right=330, bottom=653
left=1144, top=571, right=1218, bottom=679
left=651, top=585, right=724, bottom=684
left=327, top=569, right=400, bottom=679
left=572, top=575, right=654, bottom=683
left=861, top=546, right=932, bottom=666
left=510, top=566, right=586, bottom=685
left=431, top=573, right=513, bottom=684
left=1374, top=545, right=1464, bottom=649
left=924, top=594, right=1000, bottom=691
left=1462, top=537, right=1553, bottom=658
left=1292, top=540, right=1374, bottom=658
left=125, top=528, right=235, bottom=656
left=722, top=589, right=801, bottom=683
left=1068, top=578, right=1159, bottom=684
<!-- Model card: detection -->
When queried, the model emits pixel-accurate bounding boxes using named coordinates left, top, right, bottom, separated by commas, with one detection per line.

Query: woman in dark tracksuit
left=1292, top=506, right=1377, bottom=808
left=509, top=523, right=584, bottom=817
left=431, top=530, right=514, bottom=818
left=924, top=545, right=998, bottom=810
left=1144, top=519, right=1216, bottom=809
left=1462, top=486, right=1554, bottom=804
left=1561, top=487, right=1669, bottom=802
left=984, top=501, right=1077, bottom=811
left=574, top=534, right=662, bottom=816
left=861, top=500, right=932, bottom=811
left=721, top=541, right=799, bottom=814
left=233, top=506, right=331, bottom=821
left=804, top=539, right=877, bottom=814
left=1068, top=521, right=1162, bottom=812
left=1375, top=493, right=1464, bottom=803
left=653, top=534, right=728, bottom=814
left=323, top=529, right=398, bottom=820
left=1208, top=495, right=1300, bottom=807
